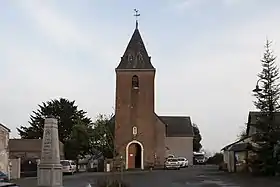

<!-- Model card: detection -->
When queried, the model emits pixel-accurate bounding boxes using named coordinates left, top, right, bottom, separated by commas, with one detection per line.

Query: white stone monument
left=37, top=116, right=63, bottom=187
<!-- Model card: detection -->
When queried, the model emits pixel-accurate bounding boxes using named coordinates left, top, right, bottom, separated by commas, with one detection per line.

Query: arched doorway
left=126, top=140, right=144, bottom=169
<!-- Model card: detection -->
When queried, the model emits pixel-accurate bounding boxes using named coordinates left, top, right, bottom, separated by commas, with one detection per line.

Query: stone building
left=0, top=123, right=10, bottom=174
left=114, top=22, right=194, bottom=170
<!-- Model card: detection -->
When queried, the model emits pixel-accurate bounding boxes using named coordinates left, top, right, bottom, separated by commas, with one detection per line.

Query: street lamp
left=253, top=78, right=280, bottom=107
left=253, top=79, right=262, bottom=93
left=253, top=78, right=280, bottom=167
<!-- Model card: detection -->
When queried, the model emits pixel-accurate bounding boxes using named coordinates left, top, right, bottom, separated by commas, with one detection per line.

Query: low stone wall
left=9, top=158, right=21, bottom=179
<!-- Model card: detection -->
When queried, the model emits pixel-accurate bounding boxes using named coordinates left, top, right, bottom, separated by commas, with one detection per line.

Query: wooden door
left=127, top=143, right=136, bottom=169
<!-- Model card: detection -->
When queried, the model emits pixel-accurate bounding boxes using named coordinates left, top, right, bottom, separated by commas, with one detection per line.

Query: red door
left=128, top=143, right=136, bottom=169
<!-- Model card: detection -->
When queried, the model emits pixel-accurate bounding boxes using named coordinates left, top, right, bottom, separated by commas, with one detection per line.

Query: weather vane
left=134, top=9, right=140, bottom=29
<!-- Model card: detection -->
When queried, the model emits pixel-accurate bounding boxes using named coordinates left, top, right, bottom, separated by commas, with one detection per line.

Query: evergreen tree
left=253, top=40, right=280, bottom=112
left=193, top=123, right=202, bottom=152
left=249, top=40, right=280, bottom=175
left=17, top=98, right=93, bottom=160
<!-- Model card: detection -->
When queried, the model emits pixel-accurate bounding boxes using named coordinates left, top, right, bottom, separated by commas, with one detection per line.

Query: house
left=0, top=123, right=10, bottom=175
left=113, top=20, right=194, bottom=170
left=8, top=139, right=64, bottom=160
left=221, top=111, right=280, bottom=173
left=221, top=137, right=251, bottom=172
left=78, top=149, right=104, bottom=172
left=8, top=139, right=64, bottom=177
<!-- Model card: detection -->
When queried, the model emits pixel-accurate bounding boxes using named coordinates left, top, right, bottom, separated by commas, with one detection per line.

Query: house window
left=132, top=75, right=139, bottom=89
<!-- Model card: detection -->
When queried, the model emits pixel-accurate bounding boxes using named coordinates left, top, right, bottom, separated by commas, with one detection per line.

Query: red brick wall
left=114, top=70, right=157, bottom=168
left=154, top=116, right=166, bottom=167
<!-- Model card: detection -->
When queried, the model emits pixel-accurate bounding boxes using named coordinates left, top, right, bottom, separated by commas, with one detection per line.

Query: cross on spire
left=134, top=9, right=140, bottom=29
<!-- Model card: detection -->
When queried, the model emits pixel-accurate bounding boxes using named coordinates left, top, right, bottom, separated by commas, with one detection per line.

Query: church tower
left=114, top=16, right=157, bottom=170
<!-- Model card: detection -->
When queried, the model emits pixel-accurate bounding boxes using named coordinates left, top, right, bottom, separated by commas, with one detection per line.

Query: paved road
left=13, top=166, right=280, bottom=187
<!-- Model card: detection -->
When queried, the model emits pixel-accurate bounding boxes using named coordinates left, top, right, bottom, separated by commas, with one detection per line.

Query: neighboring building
left=78, top=152, right=104, bottom=172
left=8, top=139, right=65, bottom=177
left=8, top=139, right=65, bottom=160
left=246, top=111, right=280, bottom=136
left=113, top=21, right=194, bottom=170
left=221, top=137, right=251, bottom=172
left=221, top=111, right=280, bottom=173
left=0, top=123, right=10, bottom=175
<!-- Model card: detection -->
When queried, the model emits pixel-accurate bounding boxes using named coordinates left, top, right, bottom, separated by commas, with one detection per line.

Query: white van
left=60, top=160, right=76, bottom=174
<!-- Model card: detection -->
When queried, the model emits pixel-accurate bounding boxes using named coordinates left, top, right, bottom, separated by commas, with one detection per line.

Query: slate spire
left=116, top=13, right=155, bottom=70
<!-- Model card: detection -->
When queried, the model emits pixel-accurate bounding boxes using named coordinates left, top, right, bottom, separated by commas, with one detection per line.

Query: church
left=113, top=19, right=194, bottom=169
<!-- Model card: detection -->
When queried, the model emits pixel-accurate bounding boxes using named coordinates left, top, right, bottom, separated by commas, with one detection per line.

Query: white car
left=164, top=158, right=181, bottom=170
left=60, top=160, right=76, bottom=175
left=177, top=157, right=189, bottom=168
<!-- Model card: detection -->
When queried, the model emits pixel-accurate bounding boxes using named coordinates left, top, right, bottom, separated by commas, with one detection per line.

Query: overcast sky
left=1, top=0, right=280, bottom=153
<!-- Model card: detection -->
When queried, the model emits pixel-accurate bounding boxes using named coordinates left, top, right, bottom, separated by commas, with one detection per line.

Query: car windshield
left=168, top=159, right=178, bottom=162
left=0, top=171, right=6, bottom=176
left=195, top=155, right=204, bottom=159
left=60, top=161, right=70, bottom=166
left=178, top=158, right=185, bottom=161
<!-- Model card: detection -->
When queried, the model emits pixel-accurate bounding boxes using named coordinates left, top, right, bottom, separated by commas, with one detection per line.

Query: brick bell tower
left=114, top=15, right=156, bottom=170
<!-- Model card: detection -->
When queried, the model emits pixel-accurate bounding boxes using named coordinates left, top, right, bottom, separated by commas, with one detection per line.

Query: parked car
left=0, top=182, right=19, bottom=187
left=177, top=157, right=189, bottom=168
left=164, top=158, right=180, bottom=170
left=0, top=171, right=9, bottom=182
left=60, top=160, right=76, bottom=175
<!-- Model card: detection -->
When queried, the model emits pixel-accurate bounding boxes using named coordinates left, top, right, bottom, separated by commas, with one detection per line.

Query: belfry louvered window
left=132, top=75, right=139, bottom=89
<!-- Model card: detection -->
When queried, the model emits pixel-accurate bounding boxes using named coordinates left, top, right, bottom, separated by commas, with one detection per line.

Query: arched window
left=132, top=126, right=137, bottom=136
left=137, top=53, right=143, bottom=63
left=127, top=54, right=133, bottom=62
left=132, top=75, right=139, bottom=89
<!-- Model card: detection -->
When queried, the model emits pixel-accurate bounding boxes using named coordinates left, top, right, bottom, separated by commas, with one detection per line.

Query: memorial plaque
left=42, top=128, right=53, bottom=161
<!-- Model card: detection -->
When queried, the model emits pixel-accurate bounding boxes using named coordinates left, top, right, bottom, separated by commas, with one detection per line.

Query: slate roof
left=110, top=114, right=194, bottom=137
left=158, top=116, right=194, bottom=137
left=116, top=28, right=155, bottom=70
left=8, top=139, right=64, bottom=152
left=246, top=111, right=280, bottom=135
left=221, top=136, right=251, bottom=151
left=78, top=149, right=103, bottom=164
left=228, top=143, right=249, bottom=152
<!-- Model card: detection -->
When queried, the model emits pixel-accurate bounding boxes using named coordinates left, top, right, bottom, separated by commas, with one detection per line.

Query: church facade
left=114, top=23, right=194, bottom=169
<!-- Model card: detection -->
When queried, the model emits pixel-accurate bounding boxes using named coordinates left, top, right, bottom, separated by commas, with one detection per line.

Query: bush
left=96, top=179, right=129, bottom=187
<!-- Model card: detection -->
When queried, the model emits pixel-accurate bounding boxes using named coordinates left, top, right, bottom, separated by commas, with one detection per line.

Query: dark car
left=0, top=182, right=19, bottom=187
left=0, top=172, right=9, bottom=182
